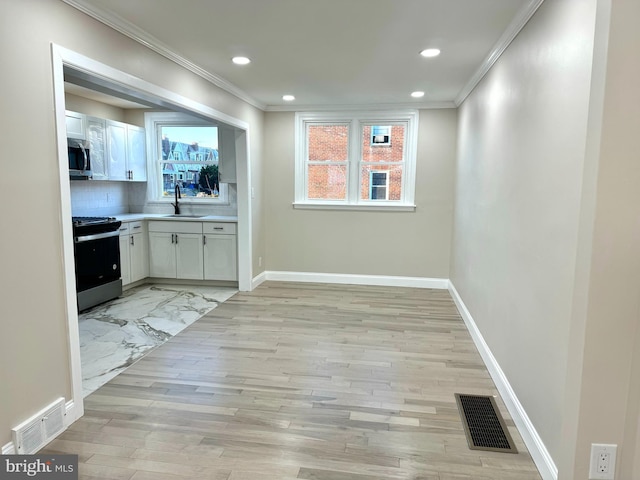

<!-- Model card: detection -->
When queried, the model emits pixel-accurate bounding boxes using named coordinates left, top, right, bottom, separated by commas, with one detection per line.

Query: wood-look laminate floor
left=42, top=282, right=542, bottom=480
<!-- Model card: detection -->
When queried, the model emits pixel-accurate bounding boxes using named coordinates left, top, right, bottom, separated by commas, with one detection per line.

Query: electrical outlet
left=589, top=444, right=617, bottom=479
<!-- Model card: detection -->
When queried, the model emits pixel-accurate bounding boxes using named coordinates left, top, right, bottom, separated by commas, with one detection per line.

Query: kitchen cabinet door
left=86, top=116, right=108, bottom=180
left=129, top=232, right=149, bottom=283
left=218, top=126, right=237, bottom=183
left=107, top=120, right=127, bottom=181
left=203, top=234, right=237, bottom=281
left=127, top=125, right=147, bottom=181
left=65, top=111, right=86, bottom=141
left=119, top=234, right=131, bottom=286
left=149, top=232, right=176, bottom=278
left=175, top=233, right=204, bottom=280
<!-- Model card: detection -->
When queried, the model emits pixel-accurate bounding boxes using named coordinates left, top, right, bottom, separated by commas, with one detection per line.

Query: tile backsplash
left=70, top=181, right=130, bottom=216
left=70, top=181, right=238, bottom=217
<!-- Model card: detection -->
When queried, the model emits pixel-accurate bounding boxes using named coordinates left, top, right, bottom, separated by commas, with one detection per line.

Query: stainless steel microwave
left=68, top=141, right=92, bottom=180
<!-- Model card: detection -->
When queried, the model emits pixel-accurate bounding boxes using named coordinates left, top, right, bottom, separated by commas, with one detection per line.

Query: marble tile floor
left=78, top=283, right=237, bottom=397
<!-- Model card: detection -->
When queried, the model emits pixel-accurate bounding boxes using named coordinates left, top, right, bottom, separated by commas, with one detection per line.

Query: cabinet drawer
left=203, top=222, right=236, bottom=235
left=148, top=221, right=203, bottom=234
left=129, top=221, right=145, bottom=233
left=118, top=221, right=144, bottom=235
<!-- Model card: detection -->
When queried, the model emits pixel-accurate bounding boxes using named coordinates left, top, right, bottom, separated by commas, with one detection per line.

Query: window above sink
left=145, top=112, right=229, bottom=205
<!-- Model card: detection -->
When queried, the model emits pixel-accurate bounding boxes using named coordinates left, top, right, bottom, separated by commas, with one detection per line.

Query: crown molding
left=63, top=0, right=543, bottom=113
left=265, top=101, right=456, bottom=112
left=61, top=0, right=266, bottom=111
left=454, top=0, right=545, bottom=106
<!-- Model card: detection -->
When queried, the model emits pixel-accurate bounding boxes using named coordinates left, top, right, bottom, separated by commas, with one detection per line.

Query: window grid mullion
left=348, top=121, right=360, bottom=204
left=296, top=111, right=417, bottom=207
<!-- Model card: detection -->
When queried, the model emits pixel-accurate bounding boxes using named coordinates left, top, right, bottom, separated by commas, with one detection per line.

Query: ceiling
left=63, top=0, right=540, bottom=110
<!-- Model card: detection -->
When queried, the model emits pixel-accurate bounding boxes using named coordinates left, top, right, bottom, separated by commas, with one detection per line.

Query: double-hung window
left=295, top=111, right=418, bottom=210
left=145, top=112, right=228, bottom=203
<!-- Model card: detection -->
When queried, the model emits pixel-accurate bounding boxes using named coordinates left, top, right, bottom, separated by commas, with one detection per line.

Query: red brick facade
left=306, top=124, right=405, bottom=201
left=360, top=125, right=405, bottom=201
left=307, top=125, right=348, bottom=199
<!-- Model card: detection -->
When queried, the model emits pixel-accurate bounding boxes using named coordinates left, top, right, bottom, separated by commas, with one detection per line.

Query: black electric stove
left=71, top=216, right=123, bottom=311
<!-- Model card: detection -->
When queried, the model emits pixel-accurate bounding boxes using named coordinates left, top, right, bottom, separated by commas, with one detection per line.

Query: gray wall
left=0, top=0, right=265, bottom=447
left=264, top=109, right=457, bottom=278
left=562, top=0, right=640, bottom=477
left=7, top=1, right=640, bottom=476
left=450, top=0, right=598, bottom=464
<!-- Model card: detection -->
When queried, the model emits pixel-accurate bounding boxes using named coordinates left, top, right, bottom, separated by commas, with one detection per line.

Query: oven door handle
left=74, top=230, right=120, bottom=243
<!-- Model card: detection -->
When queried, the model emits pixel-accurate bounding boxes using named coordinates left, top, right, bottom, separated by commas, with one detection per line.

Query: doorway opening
left=51, top=43, right=253, bottom=426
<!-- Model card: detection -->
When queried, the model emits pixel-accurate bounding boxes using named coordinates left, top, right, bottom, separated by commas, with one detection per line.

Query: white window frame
left=294, top=110, right=418, bottom=211
left=144, top=112, right=228, bottom=205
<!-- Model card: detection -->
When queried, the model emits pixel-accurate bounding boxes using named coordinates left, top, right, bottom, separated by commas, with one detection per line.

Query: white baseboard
left=64, top=400, right=78, bottom=427
left=2, top=441, right=16, bottom=455
left=448, top=281, right=558, bottom=480
left=251, top=271, right=267, bottom=290
left=262, top=271, right=449, bottom=289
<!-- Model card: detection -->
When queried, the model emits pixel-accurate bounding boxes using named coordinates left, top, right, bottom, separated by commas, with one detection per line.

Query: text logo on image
left=1, top=455, right=78, bottom=479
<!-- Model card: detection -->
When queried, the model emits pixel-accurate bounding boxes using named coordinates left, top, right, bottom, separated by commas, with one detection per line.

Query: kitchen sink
left=164, top=214, right=206, bottom=218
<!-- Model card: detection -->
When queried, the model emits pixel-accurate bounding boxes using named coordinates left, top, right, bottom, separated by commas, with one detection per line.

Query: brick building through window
left=295, top=111, right=418, bottom=208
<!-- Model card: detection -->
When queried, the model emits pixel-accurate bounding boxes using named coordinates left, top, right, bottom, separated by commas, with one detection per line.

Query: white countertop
left=115, top=213, right=238, bottom=223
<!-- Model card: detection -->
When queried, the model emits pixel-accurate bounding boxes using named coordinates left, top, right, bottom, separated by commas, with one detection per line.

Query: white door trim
left=50, top=43, right=254, bottom=427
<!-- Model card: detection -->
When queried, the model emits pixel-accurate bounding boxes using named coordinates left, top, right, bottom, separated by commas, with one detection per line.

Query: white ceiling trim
left=265, top=101, right=456, bottom=112
left=454, top=0, right=545, bottom=106
left=62, top=0, right=543, bottom=112
left=61, top=0, right=266, bottom=111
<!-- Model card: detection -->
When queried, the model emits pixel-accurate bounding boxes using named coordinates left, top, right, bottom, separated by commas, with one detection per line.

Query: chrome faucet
left=172, top=184, right=181, bottom=214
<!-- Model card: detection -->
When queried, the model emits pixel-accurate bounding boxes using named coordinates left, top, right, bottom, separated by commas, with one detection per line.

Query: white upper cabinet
left=65, top=110, right=86, bottom=141
left=106, top=120, right=147, bottom=181
left=65, top=109, right=147, bottom=182
left=107, top=120, right=128, bottom=181
left=218, top=126, right=237, bottom=183
left=86, top=116, right=108, bottom=180
left=127, top=125, right=147, bottom=181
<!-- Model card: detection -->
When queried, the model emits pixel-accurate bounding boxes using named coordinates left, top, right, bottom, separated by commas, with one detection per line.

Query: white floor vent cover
left=11, top=397, right=66, bottom=454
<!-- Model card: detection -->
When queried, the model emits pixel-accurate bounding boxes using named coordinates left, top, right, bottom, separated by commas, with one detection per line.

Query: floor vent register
left=455, top=393, right=518, bottom=453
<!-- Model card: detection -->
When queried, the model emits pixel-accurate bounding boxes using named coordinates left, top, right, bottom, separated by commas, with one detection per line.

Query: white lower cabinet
left=119, top=221, right=149, bottom=286
left=119, top=234, right=131, bottom=285
left=148, top=221, right=204, bottom=280
left=130, top=231, right=149, bottom=283
left=203, top=223, right=237, bottom=281
left=175, top=233, right=204, bottom=279
left=148, top=220, right=237, bottom=282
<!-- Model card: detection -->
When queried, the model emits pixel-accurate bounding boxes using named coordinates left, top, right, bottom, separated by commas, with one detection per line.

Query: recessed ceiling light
left=420, top=48, right=441, bottom=58
left=282, top=95, right=295, bottom=101
left=232, top=56, right=251, bottom=65
left=411, top=91, right=425, bottom=98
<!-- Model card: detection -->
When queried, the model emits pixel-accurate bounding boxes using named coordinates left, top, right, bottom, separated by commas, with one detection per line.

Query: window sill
left=293, top=202, right=416, bottom=212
